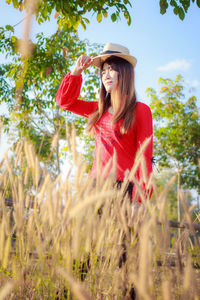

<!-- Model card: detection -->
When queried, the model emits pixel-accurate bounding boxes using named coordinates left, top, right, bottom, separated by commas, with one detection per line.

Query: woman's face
left=101, top=63, right=118, bottom=93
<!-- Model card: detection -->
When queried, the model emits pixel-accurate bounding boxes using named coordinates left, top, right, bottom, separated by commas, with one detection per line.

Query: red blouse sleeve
left=56, top=72, right=98, bottom=117
left=132, top=103, right=153, bottom=202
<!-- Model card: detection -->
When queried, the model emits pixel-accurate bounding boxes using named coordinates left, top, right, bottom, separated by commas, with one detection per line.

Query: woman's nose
left=105, top=70, right=110, bottom=78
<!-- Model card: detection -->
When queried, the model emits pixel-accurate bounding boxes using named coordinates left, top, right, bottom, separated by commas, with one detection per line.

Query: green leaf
left=73, top=19, right=80, bottom=30
left=111, top=13, right=117, bottom=22
left=12, top=0, right=20, bottom=8
left=124, top=11, right=131, bottom=25
left=5, top=25, right=14, bottom=32
left=178, top=7, right=185, bottom=20
left=11, top=36, right=17, bottom=43
left=173, top=6, right=179, bottom=15
left=160, top=0, right=168, bottom=14
left=170, top=0, right=177, bottom=7
left=96, top=13, right=102, bottom=23
left=103, top=10, right=108, bottom=18
left=197, top=0, right=200, bottom=8
left=80, top=20, right=86, bottom=31
left=83, top=18, right=90, bottom=24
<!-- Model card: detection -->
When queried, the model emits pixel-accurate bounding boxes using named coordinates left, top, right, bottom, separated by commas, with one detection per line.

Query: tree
left=155, top=168, right=193, bottom=221
left=4, top=0, right=200, bottom=28
left=4, top=0, right=132, bottom=29
left=147, top=75, right=200, bottom=195
left=159, top=0, right=200, bottom=20
left=0, top=0, right=136, bottom=175
left=0, top=25, right=100, bottom=175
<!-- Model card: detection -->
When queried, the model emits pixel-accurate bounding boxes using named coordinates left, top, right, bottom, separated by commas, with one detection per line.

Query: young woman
left=56, top=43, right=153, bottom=203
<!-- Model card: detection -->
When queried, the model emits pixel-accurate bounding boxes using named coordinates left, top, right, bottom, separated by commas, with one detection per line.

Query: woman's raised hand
left=71, top=55, right=93, bottom=75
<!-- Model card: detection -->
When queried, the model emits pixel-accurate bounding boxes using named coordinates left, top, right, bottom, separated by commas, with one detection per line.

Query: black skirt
left=116, top=180, right=134, bottom=201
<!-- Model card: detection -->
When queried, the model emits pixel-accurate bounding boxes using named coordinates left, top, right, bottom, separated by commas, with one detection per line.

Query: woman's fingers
left=79, top=55, right=93, bottom=69
left=71, top=55, right=93, bottom=75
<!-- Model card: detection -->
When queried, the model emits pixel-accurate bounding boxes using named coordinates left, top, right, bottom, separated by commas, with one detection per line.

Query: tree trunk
left=56, top=139, right=60, bottom=175
left=177, top=169, right=181, bottom=237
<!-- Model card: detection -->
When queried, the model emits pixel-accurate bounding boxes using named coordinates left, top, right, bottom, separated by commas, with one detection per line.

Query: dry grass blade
left=161, top=280, right=172, bottom=300
left=157, top=174, right=177, bottom=223
left=51, top=131, right=59, bottom=151
left=18, top=0, right=38, bottom=59
left=68, top=190, right=114, bottom=220
left=180, top=190, right=196, bottom=235
left=57, top=267, right=94, bottom=300
left=183, top=256, right=193, bottom=299
left=0, top=122, right=2, bottom=142
left=137, top=221, right=153, bottom=300
left=0, top=282, right=14, bottom=300
left=14, top=142, right=23, bottom=168
left=71, top=124, right=78, bottom=164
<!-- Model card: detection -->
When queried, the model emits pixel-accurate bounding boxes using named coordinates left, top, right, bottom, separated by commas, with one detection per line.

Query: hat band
left=101, top=50, right=121, bottom=55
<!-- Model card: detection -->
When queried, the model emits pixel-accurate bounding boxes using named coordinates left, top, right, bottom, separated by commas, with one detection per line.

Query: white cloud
left=191, top=79, right=199, bottom=87
left=157, top=59, right=191, bottom=72
left=185, top=79, right=200, bottom=89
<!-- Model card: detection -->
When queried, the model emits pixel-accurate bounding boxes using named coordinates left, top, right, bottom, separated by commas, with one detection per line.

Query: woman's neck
left=110, top=90, right=121, bottom=114
left=108, top=106, right=113, bottom=114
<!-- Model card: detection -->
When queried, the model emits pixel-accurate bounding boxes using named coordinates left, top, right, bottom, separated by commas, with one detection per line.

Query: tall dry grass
left=0, top=130, right=199, bottom=300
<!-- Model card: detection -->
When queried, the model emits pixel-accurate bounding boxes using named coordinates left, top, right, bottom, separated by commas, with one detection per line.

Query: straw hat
left=92, top=43, right=137, bottom=69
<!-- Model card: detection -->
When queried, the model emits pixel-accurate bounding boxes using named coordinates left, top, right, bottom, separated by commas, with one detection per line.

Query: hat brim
left=92, top=53, right=137, bottom=69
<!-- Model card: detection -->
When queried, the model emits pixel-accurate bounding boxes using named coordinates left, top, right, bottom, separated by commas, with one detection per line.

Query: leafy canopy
left=0, top=24, right=101, bottom=174
left=5, top=0, right=132, bottom=29
left=4, top=0, right=200, bottom=29
left=147, top=75, right=200, bottom=193
left=159, top=0, right=200, bottom=20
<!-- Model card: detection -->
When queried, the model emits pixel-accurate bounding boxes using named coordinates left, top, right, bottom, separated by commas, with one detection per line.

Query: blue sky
left=0, top=0, right=200, bottom=102
left=0, top=0, right=200, bottom=156
left=78, top=2, right=200, bottom=104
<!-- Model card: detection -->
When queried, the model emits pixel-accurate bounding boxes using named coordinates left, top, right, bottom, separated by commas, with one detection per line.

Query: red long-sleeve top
left=56, top=73, right=153, bottom=202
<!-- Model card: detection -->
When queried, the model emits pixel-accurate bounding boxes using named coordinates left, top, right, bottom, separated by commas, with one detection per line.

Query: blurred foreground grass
left=0, top=138, right=199, bottom=300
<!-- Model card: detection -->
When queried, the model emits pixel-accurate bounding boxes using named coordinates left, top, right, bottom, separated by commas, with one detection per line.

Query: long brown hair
left=87, top=56, right=137, bottom=134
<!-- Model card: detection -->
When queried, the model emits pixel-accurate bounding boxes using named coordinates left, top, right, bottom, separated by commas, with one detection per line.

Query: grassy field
left=0, top=139, right=199, bottom=300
